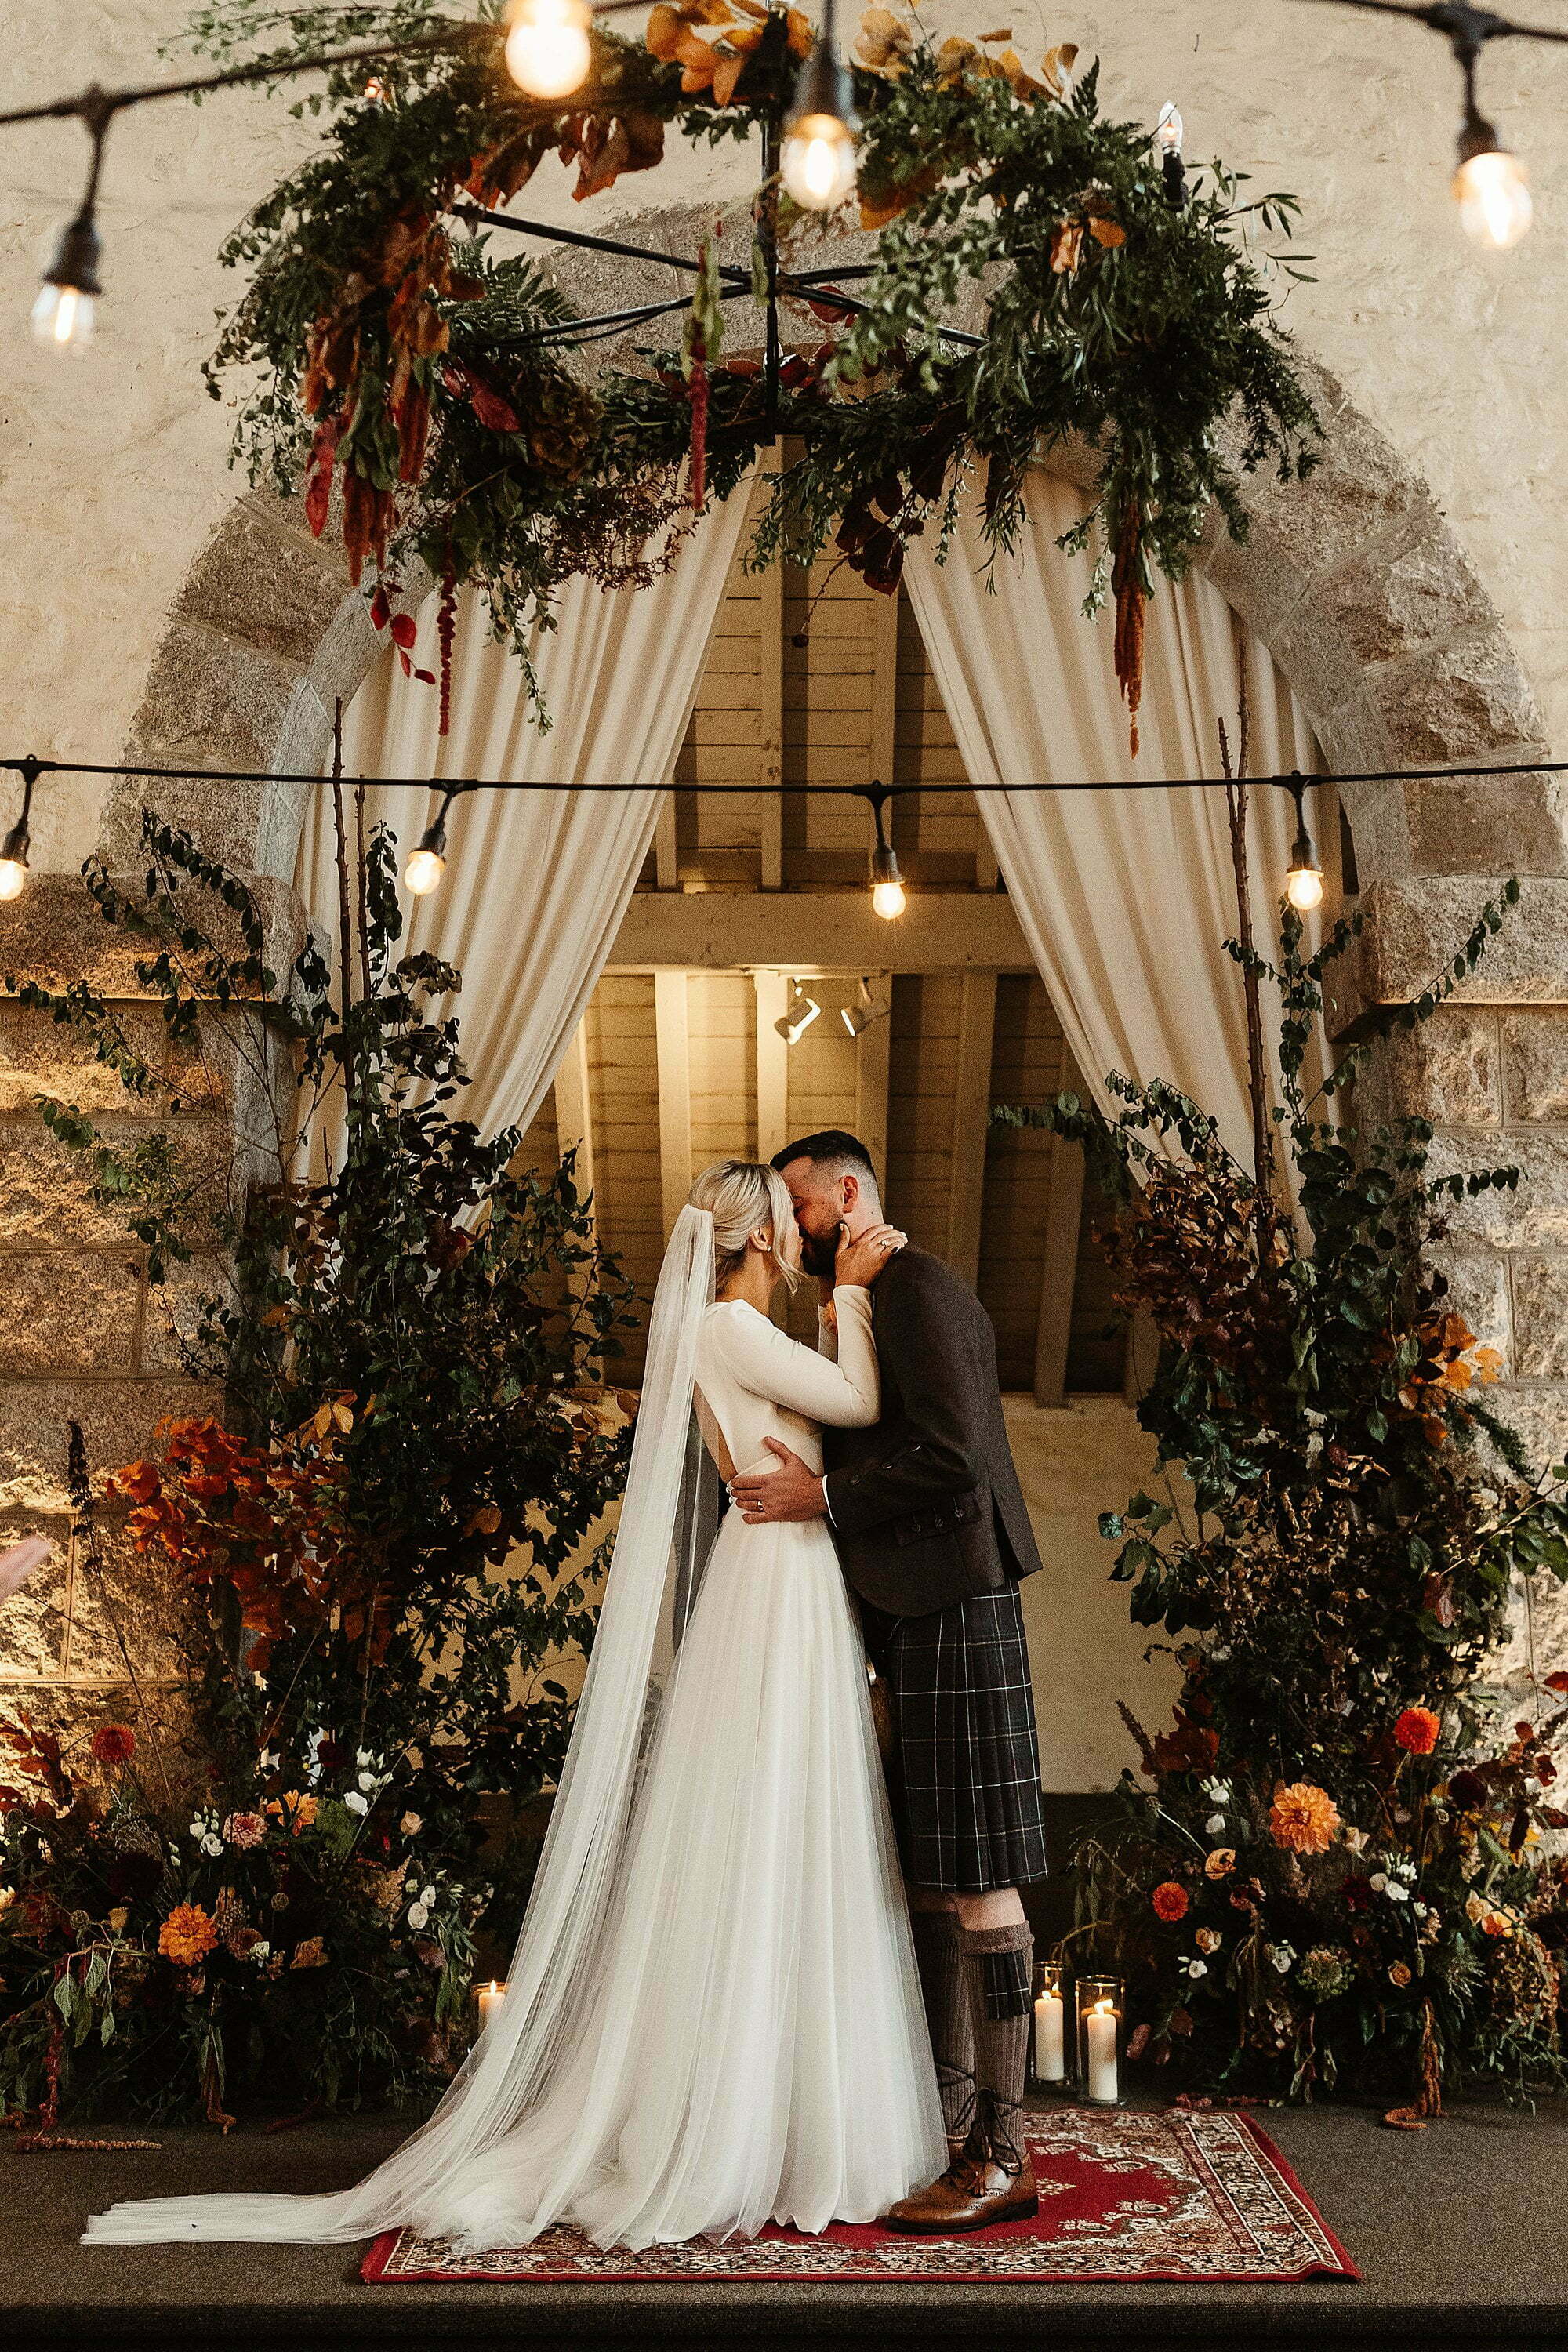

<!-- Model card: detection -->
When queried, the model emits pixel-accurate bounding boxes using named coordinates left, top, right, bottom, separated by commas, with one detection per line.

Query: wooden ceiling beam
left=609, top=889, right=1032, bottom=971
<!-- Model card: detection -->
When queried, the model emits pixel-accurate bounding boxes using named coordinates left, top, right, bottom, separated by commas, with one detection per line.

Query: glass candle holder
left=1075, top=1975, right=1124, bottom=2106
left=1030, top=1959, right=1070, bottom=2089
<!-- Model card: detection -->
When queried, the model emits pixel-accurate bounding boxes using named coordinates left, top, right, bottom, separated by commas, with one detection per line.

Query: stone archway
left=89, top=201, right=1568, bottom=1551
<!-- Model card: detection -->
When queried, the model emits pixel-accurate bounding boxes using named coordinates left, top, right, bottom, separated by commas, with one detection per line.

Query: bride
left=86, top=1160, right=946, bottom=2251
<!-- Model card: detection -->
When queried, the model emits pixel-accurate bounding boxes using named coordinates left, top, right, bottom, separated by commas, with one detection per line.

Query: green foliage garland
left=185, top=1, right=1319, bottom=735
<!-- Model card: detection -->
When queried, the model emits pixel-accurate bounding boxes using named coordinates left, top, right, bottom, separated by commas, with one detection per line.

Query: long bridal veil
left=85, top=1206, right=717, bottom=2246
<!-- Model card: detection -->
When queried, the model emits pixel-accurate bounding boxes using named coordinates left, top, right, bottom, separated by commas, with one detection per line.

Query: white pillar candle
left=1086, top=1998, right=1119, bottom=2102
left=1033, top=1987, right=1065, bottom=2081
left=477, top=1979, right=506, bottom=2028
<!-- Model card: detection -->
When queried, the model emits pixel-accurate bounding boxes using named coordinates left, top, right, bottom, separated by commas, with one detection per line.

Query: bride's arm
left=707, top=1293, right=880, bottom=1428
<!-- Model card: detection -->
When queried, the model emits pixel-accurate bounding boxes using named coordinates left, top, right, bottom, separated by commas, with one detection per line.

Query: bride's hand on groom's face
left=834, top=1221, right=906, bottom=1290
left=730, top=1439, right=829, bottom=1524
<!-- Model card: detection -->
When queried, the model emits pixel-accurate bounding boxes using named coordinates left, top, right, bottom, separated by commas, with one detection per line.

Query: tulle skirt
left=85, top=1506, right=945, bottom=2251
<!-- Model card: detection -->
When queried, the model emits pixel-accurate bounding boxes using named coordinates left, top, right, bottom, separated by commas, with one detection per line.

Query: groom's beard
left=799, top=1226, right=837, bottom=1279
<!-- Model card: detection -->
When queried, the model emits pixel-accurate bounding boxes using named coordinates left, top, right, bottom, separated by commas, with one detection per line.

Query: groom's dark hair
left=771, top=1130, right=880, bottom=1199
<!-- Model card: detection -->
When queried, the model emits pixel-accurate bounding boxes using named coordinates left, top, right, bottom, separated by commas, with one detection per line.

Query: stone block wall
left=0, top=880, right=280, bottom=1755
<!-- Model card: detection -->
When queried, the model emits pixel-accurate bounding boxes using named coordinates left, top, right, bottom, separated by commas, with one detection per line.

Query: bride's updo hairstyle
left=689, top=1160, right=800, bottom=1297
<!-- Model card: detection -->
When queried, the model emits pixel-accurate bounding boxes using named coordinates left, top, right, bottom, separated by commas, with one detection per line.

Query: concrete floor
left=4, top=2092, right=1566, bottom=2352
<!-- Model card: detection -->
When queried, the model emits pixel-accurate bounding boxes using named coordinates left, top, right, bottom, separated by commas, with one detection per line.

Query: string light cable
left=0, top=752, right=1559, bottom=919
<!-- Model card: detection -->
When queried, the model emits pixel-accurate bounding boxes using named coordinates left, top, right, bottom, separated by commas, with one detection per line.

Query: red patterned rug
left=361, top=2107, right=1359, bottom=2285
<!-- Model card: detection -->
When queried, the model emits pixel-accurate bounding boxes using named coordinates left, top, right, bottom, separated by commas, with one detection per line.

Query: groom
left=731, top=1130, right=1049, bottom=2231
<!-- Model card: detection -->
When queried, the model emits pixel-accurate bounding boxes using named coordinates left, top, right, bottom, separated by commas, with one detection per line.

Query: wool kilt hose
left=861, top=1585, right=1049, bottom=1893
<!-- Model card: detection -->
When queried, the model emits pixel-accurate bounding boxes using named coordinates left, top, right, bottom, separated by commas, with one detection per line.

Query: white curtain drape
left=906, top=471, right=1323, bottom=1176
left=298, top=487, right=751, bottom=1142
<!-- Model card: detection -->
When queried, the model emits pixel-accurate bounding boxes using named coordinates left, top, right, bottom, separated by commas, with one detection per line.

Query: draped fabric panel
left=906, top=471, right=1323, bottom=1178
left=298, top=487, right=752, bottom=1142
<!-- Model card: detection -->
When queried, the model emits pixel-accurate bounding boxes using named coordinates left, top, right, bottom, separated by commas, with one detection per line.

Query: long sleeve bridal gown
left=86, top=1279, right=946, bottom=2252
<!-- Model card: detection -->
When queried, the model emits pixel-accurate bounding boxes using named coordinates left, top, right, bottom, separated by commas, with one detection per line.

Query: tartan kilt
left=861, top=1584, right=1049, bottom=1893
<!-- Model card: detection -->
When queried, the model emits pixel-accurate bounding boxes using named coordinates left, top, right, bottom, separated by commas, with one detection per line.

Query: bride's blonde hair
left=689, top=1159, right=800, bottom=1296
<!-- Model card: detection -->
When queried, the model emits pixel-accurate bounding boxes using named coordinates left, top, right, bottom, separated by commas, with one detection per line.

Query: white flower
left=200, top=1832, right=223, bottom=1858
left=1413, top=1901, right=1428, bottom=1919
left=1342, top=1827, right=1369, bottom=1854
left=188, top=1817, right=205, bottom=1839
left=407, top=1901, right=430, bottom=1930
left=259, top=1748, right=280, bottom=1773
left=1205, top=1813, right=1226, bottom=1836
left=1268, top=1943, right=1296, bottom=1975
left=343, top=1791, right=369, bottom=1817
left=1370, top=1871, right=1388, bottom=1892
left=356, top=1748, right=376, bottom=1770
left=357, top=1770, right=378, bottom=1794
left=1184, top=1958, right=1208, bottom=1979
left=1209, top=1646, right=1232, bottom=1664
left=1201, top=1777, right=1232, bottom=1802
left=1387, top=1881, right=1410, bottom=1904
left=420, top=1884, right=437, bottom=1907
left=250, top=1940, right=271, bottom=1964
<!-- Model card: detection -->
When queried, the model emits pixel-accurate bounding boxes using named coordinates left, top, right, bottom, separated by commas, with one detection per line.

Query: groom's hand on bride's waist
left=731, top=1439, right=829, bottom=1524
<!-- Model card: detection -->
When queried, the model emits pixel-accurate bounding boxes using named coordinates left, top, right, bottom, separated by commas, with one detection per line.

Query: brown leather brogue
left=880, top=2146, right=1039, bottom=2234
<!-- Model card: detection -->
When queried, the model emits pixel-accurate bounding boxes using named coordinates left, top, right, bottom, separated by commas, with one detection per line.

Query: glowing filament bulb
left=504, top=0, right=593, bottom=100
left=404, top=845, right=446, bottom=897
left=780, top=114, right=857, bottom=212
left=31, top=280, right=94, bottom=351
left=1454, top=146, right=1531, bottom=250
left=872, top=878, right=906, bottom=920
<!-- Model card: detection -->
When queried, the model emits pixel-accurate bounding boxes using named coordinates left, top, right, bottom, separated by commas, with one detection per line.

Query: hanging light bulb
left=31, top=99, right=111, bottom=355
left=1155, top=100, right=1186, bottom=207
left=0, top=771, right=35, bottom=902
left=363, top=73, right=392, bottom=104
left=503, top=0, right=593, bottom=101
left=1283, top=775, right=1324, bottom=913
left=32, top=209, right=101, bottom=353
left=775, top=981, right=822, bottom=1046
left=403, top=790, right=456, bottom=897
left=866, top=788, right=906, bottom=920
left=780, top=1, right=859, bottom=213
left=840, top=976, right=890, bottom=1036
left=1453, top=117, right=1531, bottom=249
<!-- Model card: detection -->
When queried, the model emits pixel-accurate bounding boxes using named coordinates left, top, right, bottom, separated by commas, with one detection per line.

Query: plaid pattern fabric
left=863, top=1585, right=1048, bottom=1893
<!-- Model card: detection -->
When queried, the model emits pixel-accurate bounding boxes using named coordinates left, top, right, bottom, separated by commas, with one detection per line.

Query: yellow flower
left=1195, top=1926, right=1221, bottom=1955
left=1204, top=1847, right=1236, bottom=1879
left=158, top=1903, right=219, bottom=1968
left=1269, top=1781, right=1341, bottom=1856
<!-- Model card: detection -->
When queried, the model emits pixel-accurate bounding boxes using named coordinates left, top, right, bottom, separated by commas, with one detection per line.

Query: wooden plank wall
left=519, top=505, right=1113, bottom=1395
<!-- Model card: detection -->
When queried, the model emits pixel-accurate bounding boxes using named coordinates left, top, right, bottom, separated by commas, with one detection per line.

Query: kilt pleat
left=863, top=1585, right=1049, bottom=1893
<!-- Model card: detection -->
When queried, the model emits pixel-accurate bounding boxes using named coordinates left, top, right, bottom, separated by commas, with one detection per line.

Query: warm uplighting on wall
left=780, top=0, right=858, bottom=212
left=503, top=0, right=593, bottom=100
left=1284, top=777, right=1324, bottom=912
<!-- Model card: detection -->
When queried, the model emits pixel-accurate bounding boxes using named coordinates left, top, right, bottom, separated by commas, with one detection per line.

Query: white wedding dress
left=86, top=1216, right=944, bottom=2252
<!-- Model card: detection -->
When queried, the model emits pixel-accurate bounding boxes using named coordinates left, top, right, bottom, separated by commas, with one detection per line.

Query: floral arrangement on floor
left=182, top=0, right=1318, bottom=741
left=0, top=815, right=634, bottom=2125
left=996, top=877, right=1568, bottom=2115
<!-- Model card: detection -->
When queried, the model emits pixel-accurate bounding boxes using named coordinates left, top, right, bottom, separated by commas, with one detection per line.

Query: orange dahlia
left=158, top=1902, right=219, bottom=1968
left=1269, top=1781, right=1341, bottom=1854
left=265, top=1791, right=319, bottom=1833
left=1152, top=1881, right=1190, bottom=1922
left=1394, top=1707, right=1440, bottom=1756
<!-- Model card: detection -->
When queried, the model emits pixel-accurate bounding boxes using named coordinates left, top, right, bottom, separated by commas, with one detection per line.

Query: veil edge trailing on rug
left=83, top=1207, right=717, bottom=2246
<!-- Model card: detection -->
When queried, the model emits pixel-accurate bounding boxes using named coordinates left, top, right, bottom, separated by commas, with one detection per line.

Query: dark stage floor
left=4, top=2092, right=1565, bottom=2352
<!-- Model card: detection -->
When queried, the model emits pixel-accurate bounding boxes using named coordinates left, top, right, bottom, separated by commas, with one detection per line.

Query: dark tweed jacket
left=821, top=1245, right=1044, bottom=1618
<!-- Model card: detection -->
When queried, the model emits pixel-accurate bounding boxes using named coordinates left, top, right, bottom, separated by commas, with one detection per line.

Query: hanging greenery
left=0, top=814, right=635, bottom=2123
left=187, top=0, right=1319, bottom=739
left=993, top=891, right=1568, bottom=2114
